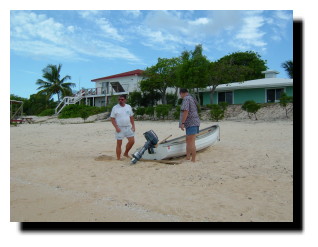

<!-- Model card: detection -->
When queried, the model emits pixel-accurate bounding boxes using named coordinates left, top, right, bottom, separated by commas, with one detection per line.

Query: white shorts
left=115, top=126, right=135, bottom=140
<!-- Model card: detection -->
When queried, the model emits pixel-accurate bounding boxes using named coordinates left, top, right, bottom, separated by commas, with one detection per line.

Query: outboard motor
left=131, top=130, right=159, bottom=164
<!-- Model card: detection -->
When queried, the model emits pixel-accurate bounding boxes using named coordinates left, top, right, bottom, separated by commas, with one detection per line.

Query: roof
left=203, top=78, right=293, bottom=92
left=10, top=100, right=23, bottom=104
left=91, top=69, right=144, bottom=82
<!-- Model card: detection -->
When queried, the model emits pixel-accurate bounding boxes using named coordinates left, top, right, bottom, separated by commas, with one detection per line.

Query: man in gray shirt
left=179, top=88, right=200, bottom=162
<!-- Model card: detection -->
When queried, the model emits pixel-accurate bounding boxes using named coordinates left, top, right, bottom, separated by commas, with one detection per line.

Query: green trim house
left=201, top=70, right=293, bottom=105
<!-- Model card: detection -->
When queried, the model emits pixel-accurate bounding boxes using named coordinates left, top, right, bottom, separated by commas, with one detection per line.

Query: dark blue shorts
left=186, top=126, right=199, bottom=135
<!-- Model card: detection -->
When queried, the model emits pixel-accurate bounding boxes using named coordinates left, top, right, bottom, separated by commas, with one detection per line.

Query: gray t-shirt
left=180, top=95, right=200, bottom=128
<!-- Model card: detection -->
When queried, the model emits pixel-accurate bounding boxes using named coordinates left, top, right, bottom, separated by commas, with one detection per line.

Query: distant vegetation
left=10, top=93, right=57, bottom=116
left=11, top=45, right=293, bottom=120
left=58, top=104, right=107, bottom=119
left=37, top=109, right=55, bottom=116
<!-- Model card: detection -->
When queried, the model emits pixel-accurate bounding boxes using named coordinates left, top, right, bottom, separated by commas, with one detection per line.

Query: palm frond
left=35, top=63, right=75, bottom=101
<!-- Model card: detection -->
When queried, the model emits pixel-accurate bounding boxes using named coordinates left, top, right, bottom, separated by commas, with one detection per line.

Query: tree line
left=11, top=44, right=293, bottom=116
left=140, top=45, right=269, bottom=106
left=139, top=44, right=293, bottom=106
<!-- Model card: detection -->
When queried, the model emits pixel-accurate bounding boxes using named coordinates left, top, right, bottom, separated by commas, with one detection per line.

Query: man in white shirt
left=110, top=95, right=135, bottom=160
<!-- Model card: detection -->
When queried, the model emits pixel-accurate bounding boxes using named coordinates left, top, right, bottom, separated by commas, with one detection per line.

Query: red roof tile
left=91, top=69, right=144, bottom=82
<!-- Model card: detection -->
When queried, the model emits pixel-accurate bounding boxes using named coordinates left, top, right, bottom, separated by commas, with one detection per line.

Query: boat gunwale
left=159, top=125, right=219, bottom=147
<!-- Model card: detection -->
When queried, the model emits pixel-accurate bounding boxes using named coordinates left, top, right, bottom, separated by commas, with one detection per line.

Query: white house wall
left=94, top=75, right=142, bottom=95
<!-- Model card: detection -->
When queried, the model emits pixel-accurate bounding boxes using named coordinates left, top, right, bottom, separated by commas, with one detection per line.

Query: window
left=267, top=88, right=284, bottom=103
left=218, top=91, right=233, bottom=104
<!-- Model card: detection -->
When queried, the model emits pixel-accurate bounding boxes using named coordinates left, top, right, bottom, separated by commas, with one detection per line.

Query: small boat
left=140, top=125, right=220, bottom=160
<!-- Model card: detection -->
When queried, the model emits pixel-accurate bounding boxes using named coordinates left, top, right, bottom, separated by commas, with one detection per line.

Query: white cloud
left=136, top=11, right=206, bottom=51
left=95, top=18, right=125, bottom=42
left=78, top=10, right=102, bottom=20
left=270, top=11, right=292, bottom=41
left=11, top=11, right=65, bottom=44
left=271, top=35, right=282, bottom=41
left=189, top=17, right=209, bottom=25
left=67, top=26, right=75, bottom=33
left=139, top=10, right=244, bottom=52
left=78, top=11, right=125, bottom=42
left=275, top=10, right=291, bottom=21
left=144, top=11, right=187, bottom=34
left=125, top=10, right=141, bottom=18
left=233, top=14, right=267, bottom=49
left=11, top=40, right=81, bottom=60
left=86, top=40, right=141, bottom=62
left=11, top=10, right=291, bottom=65
left=136, top=24, right=196, bottom=52
left=10, top=11, right=141, bottom=63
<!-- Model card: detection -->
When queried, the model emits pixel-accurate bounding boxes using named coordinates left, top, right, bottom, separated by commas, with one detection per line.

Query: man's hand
left=115, top=126, right=121, bottom=133
left=181, top=123, right=185, bottom=131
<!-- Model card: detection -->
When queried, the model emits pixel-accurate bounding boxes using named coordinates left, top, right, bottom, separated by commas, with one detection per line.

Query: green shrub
left=219, top=102, right=229, bottom=111
left=135, top=107, right=146, bottom=116
left=105, top=95, right=118, bottom=112
left=206, top=104, right=213, bottom=109
left=38, top=108, right=55, bottom=116
left=80, top=109, right=90, bottom=122
left=279, top=92, right=293, bottom=118
left=155, top=104, right=172, bottom=119
left=99, top=106, right=108, bottom=113
left=210, top=104, right=224, bottom=122
left=242, top=100, right=261, bottom=120
left=145, top=106, right=155, bottom=116
left=173, top=105, right=181, bottom=120
left=59, top=104, right=103, bottom=119
left=242, top=100, right=255, bottom=111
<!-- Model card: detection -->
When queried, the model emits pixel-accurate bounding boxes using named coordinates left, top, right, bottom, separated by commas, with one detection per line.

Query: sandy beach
left=10, top=119, right=293, bottom=222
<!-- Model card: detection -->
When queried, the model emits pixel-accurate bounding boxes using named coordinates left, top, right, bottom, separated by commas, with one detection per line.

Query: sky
left=10, top=10, right=293, bottom=99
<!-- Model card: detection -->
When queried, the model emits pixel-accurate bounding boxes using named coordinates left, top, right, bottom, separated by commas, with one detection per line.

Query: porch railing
left=55, top=84, right=131, bottom=114
left=54, top=90, right=85, bottom=115
left=81, top=84, right=130, bottom=96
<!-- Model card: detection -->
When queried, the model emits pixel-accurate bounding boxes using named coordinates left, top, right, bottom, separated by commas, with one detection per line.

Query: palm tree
left=36, top=64, right=76, bottom=102
left=281, top=60, right=293, bottom=79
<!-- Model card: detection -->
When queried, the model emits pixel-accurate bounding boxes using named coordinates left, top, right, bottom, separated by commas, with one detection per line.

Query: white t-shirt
left=110, top=104, right=134, bottom=127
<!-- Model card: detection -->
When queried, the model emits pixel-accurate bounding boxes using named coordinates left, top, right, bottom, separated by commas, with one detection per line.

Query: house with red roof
left=84, top=68, right=176, bottom=107
left=88, top=69, right=144, bottom=106
left=55, top=69, right=145, bottom=114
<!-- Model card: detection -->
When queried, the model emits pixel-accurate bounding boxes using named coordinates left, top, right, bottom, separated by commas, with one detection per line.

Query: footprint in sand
left=94, top=154, right=132, bottom=163
left=94, top=155, right=114, bottom=161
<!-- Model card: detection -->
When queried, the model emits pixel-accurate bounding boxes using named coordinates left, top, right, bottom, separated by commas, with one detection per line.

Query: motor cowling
left=131, top=130, right=159, bottom=164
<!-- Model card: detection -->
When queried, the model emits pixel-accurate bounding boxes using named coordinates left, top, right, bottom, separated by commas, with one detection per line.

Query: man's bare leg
left=185, top=135, right=191, bottom=160
left=116, top=140, right=122, bottom=160
left=186, top=134, right=196, bottom=162
left=123, top=137, right=135, bottom=158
